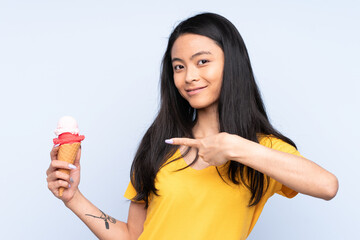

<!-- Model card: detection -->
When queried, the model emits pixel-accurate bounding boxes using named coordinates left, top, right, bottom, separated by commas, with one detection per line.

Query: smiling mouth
left=186, top=86, right=207, bottom=92
left=186, top=86, right=207, bottom=95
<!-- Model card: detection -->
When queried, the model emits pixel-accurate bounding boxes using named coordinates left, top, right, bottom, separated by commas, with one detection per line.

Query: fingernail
left=70, top=177, right=74, bottom=183
left=68, top=164, right=77, bottom=169
left=54, top=144, right=60, bottom=148
left=165, top=139, right=173, bottom=144
left=68, top=184, right=71, bottom=188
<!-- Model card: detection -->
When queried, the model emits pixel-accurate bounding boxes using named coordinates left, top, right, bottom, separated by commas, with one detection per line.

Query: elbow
left=322, top=174, right=339, bottom=201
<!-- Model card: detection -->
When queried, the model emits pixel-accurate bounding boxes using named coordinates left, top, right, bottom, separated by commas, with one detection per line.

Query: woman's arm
left=65, top=190, right=129, bottom=239
left=167, top=133, right=339, bottom=200
left=227, top=134, right=339, bottom=200
left=65, top=190, right=146, bottom=240
left=47, top=146, right=147, bottom=239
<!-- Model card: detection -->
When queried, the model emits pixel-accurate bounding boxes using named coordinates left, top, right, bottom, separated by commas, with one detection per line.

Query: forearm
left=229, top=135, right=338, bottom=200
left=65, top=190, right=130, bottom=240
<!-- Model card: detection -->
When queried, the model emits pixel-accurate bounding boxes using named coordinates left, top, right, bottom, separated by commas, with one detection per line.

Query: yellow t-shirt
left=124, top=135, right=303, bottom=240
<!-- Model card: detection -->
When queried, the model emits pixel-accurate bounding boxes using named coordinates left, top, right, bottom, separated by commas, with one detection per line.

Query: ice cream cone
left=53, top=116, right=85, bottom=196
left=57, top=142, right=81, bottom=196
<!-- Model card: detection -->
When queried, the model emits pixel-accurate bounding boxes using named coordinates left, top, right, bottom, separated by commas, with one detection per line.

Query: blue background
left=0, top=0, right=358, bottom=239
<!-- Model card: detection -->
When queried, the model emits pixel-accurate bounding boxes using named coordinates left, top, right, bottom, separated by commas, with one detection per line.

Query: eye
left=198, top=59, right=209, bottom=65
left=174, top=65, right=184, bottom=71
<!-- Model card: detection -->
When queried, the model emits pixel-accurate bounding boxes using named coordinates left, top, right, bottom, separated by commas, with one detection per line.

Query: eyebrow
left=171, top=51, right=212, bottom=63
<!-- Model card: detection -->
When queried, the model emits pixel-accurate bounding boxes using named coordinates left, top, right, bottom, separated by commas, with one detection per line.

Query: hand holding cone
left=53, top=116, right=85, bottom=197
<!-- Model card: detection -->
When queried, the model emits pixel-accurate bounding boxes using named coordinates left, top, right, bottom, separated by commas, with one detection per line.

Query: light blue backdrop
left=0, top=0, right=358, bottom=239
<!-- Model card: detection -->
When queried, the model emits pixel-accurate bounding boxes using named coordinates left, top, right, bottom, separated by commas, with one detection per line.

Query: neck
left=192, top=104, right=220, bottom=139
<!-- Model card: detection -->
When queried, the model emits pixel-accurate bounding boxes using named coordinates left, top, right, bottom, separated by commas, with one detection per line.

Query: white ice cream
left=54, top=116, right=80, bottom=136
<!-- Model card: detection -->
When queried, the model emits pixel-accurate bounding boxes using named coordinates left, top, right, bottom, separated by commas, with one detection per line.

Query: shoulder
left=257, top=134, right=302, bottom=157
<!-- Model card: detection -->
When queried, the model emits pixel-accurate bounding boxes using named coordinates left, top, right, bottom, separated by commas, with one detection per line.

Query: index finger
left=165, top=138, right=200, bottom=148
left=50, top=145, right=60, bottom=161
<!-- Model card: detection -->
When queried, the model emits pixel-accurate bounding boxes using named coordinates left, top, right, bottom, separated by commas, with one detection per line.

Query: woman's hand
left=165, top=132, right=243, bottom=166
left=46, top=145, right=81, bottom=203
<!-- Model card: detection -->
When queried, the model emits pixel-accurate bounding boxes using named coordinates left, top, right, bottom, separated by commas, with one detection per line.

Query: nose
left=185, top=65, right=200, bottom=83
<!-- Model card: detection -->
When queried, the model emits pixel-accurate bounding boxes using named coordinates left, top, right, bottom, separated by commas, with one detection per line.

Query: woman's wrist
left=64, top=189, right=82, bottom=209
left=226, top=134, right=259, bottom=164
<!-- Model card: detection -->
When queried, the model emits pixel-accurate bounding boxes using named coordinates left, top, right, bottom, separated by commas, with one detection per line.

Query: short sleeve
left=270, top=177, right=298, bottom=198
left=258, top=135, right=304, bottom=199
left=124, top=181, right=145, bottom=203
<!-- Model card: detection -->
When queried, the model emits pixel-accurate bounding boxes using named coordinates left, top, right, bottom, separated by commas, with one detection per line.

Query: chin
left=189, top=100, right=217, bottom=111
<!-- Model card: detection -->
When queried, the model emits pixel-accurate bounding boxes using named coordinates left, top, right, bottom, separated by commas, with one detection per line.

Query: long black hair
left=130, top=12, right=297, bottom=208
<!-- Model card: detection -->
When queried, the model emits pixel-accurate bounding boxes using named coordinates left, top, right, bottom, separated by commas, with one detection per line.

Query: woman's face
left=171, top=33, right=224, bottom=110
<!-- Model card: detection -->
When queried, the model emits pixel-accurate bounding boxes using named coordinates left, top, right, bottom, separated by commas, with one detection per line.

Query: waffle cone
left=57, top=142, right=81, bottom=196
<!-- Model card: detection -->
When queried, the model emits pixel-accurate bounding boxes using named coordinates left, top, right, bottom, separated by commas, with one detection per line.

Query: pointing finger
left=165, top=138, right=199, bottom=148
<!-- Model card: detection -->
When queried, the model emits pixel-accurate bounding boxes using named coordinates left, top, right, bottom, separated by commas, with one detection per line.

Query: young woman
left=47, top=12, right=338, bottom=240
